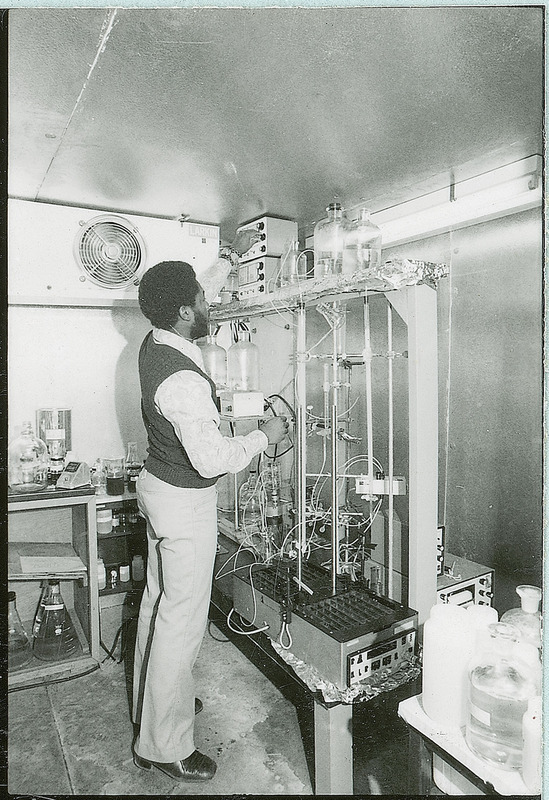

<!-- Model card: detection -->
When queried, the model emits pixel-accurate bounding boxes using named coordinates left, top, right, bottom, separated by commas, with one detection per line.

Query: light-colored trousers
left=132, top=469, right=218, bottom=763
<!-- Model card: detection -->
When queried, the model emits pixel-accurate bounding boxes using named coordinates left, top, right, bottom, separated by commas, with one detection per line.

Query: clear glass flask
left=8, top=591, right=32, bottom=670
left=313, top=202, right=350, bottom=278
left=227, top=335, right=260, bottom=391
left=342, top=207, right=382, bottom=275
left=8, top=421, right=49, bottom=493
left=199, top=335, right=228, bottom=390
left=125, top=441, right=142, bottom=494
left=465, top=622, right=541, bottom=770
left=32, top=580, right=81, bottom=662
left=238, top=471, right=263, bottom=538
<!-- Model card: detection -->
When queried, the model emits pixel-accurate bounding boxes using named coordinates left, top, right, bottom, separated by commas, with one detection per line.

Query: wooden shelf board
left=8, top=542, right=87, bottom=580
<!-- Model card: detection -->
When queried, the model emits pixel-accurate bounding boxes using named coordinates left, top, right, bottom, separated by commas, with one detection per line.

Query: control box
left=238, top=256, right=281, bottom=298
left=237, top=215, right=298, bottom=263
left=437, top=553, right=494, bottom=607
left=219, top=390, right=264, bottom=418
left=232, top=563, right=417, bottom=690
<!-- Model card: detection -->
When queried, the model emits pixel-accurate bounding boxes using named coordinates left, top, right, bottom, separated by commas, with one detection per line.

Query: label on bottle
left=470, top=703, right=490, bottom=726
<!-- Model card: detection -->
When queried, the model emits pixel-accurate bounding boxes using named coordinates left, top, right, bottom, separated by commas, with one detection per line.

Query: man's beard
left=190, top=308, right=209, bottom=340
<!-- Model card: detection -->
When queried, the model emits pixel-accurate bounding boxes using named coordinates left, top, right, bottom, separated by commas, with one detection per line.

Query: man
left=132, top=260, right=288, bottom=782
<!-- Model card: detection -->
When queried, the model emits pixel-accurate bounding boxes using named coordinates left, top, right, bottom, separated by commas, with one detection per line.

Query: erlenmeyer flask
left=8, top=591, right=32, bottom=671
left=33, top=580, right=81, bottom=661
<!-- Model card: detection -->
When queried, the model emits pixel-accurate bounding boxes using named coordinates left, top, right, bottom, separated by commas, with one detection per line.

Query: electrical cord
left=226, top=607, right=269, bottom=635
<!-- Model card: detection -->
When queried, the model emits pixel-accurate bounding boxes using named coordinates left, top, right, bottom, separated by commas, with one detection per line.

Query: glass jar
left=227, top=335, right=260, bottom=391
left=104, top=457, right=125, bottom=496
left=199, top=335, right=228, bottom=390
left=342, top=207, right=382, bottom=275
left=465, top=622, right=541, bottom=770
left=313, top=202, right=350, bottom=278
left=8, top=421, right=49, bottom=493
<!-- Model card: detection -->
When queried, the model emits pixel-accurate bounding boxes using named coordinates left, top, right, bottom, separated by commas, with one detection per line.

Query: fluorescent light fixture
left=371, top=155, right=542, bottom=248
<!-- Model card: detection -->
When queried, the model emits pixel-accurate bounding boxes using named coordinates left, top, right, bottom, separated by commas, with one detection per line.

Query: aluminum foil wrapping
left=270, top=640, right=421, bottom=705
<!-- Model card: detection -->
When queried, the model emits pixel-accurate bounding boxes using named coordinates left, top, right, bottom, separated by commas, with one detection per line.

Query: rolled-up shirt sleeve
left=155, top=370, right=268, bottom=478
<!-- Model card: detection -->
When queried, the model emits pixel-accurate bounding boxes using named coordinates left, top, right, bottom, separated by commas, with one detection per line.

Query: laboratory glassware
left=465, top=622, right=541, bottom=770
left=342, top=207, right=382, bottom=275
left=33, top=580, right=81, bottom=662
left=227, top=335, right=260, bottom=391
left=8, top=421, right=49, bottom=493
left=313, top=202, right=350, bottom=278
left=104, top=457, right=125, bottom=496
left=500, top=585, right=542, bottom=649
left=125, top=442, right=142, bottom=493
left=198, top=335, right=228, bottom=390
left=8, top=591, right=33, bottom=670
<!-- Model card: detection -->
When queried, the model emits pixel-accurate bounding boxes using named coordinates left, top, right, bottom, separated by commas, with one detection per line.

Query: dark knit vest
left=139, top=331, right=220, bottom=488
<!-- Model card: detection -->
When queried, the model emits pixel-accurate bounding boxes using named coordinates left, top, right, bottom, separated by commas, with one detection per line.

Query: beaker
left=104, top=457, right=125, bottom=496
left=8, top=421, right=49, bottom=493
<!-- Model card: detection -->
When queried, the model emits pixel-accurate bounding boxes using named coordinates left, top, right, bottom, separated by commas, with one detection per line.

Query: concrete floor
left=9, top=597, right=421, bottom=796
left=8, top=620, right=313, bottom=796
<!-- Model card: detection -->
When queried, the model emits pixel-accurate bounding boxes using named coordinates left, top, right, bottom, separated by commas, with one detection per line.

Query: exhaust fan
left=74, top=214, right=146, bottom=289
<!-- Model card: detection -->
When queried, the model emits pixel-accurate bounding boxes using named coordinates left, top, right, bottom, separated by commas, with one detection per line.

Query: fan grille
left=74, top=214, right=147, bottom=288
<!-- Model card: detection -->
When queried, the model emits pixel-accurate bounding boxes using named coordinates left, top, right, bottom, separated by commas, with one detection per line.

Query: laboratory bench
left=211, top=526, right=421, bottom=795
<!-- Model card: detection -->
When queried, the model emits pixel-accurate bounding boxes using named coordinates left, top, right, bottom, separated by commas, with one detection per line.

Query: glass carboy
left=314, top=202, right=350, bottom=278
left=465, top=622, right=541, bottom=770
left=342, top=207, right=382, bottom=275
left=501, top=585, right=542, bottom=650
left=199, top=334, right=228, bottom=390
left=227, top=334, right=260, bottom=391
left=8, top=421, right=49, bottom=493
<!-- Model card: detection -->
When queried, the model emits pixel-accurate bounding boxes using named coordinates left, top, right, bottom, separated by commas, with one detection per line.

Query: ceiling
left=8, top=6, right=544, bottom=242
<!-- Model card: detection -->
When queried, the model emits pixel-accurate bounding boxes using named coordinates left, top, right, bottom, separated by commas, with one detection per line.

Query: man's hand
left=259, top=416, right=289, bottom=445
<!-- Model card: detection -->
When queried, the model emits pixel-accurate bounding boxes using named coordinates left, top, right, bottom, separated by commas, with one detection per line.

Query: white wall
left=8, top=304, right=151, bottom=464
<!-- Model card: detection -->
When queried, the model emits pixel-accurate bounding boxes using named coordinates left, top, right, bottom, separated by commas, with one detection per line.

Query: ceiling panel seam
left=34, top=8, right=119, bottom=200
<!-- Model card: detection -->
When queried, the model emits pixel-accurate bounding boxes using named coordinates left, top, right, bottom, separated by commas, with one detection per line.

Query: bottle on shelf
left=131, top=554, right=145, bottom=583
left=313, top=202, right=351, bottom=278
left=97, top=558, right=106, bottom=590
left=227, top=333, right=260, bottom=391
left=465, top=622, right=541, bottom=771
left=342, top=207, right=382, bottom=275
left=8, top=590, right=32, bottom=671
left=500, top=585, right=542, bottom=650
left=32, top=580, right=81, bottom=662
left=125, top=442, right=142, bottom=494
left=198, top=333, right=228, bottom=391
left=8, top=421, right=49, bottom=493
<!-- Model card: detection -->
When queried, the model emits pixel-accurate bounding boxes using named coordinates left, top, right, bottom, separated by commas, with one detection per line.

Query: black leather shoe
left=194, top=697, right=203, bottom=715
left=134, top=749, right=216, bottom=781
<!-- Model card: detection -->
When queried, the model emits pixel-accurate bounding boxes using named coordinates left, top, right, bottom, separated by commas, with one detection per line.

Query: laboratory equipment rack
left=8, top=486, right=101, bottom=688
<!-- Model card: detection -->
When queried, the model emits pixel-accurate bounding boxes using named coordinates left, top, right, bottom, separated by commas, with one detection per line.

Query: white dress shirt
left=152, top=328, right=268, bottom=479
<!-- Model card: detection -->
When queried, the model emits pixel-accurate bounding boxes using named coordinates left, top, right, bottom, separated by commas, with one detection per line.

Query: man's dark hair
left=138, top=261, right=201, bottom=329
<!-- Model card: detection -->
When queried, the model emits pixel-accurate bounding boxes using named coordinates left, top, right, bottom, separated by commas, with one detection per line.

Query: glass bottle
left=238, top=471, right=263, bottom=539
left=313, top=202, right=350, bottom=278
left=32, top=580, right=81, bottom=662
left=199, top=334, right=228, bottom=390
left=8, top=591, right=32, bottom=671
left=125, top=442, right=142, bottom=494
left=8, top=421, right=49, bottom=493
left=501, top=585, right=542, bottom=650
left=281, top=239, right=307, bottom=286
left=342, top=207, right=382, bottom=275
left=227, top=334, right=260, bottom=391
left=465, top=622, right=541, bottom=771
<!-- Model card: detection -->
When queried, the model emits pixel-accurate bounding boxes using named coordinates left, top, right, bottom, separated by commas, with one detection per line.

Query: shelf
left=8, top=609, right=93, bottom=689
left=210, top=261, right=448, bottom=322
left=8, top=542, right=87, bottom=581
left=99, top=579, right=145, bottom=597
left=97, top=528, right=142, bottom=540
left=96, top=491, right=139, bottom=505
